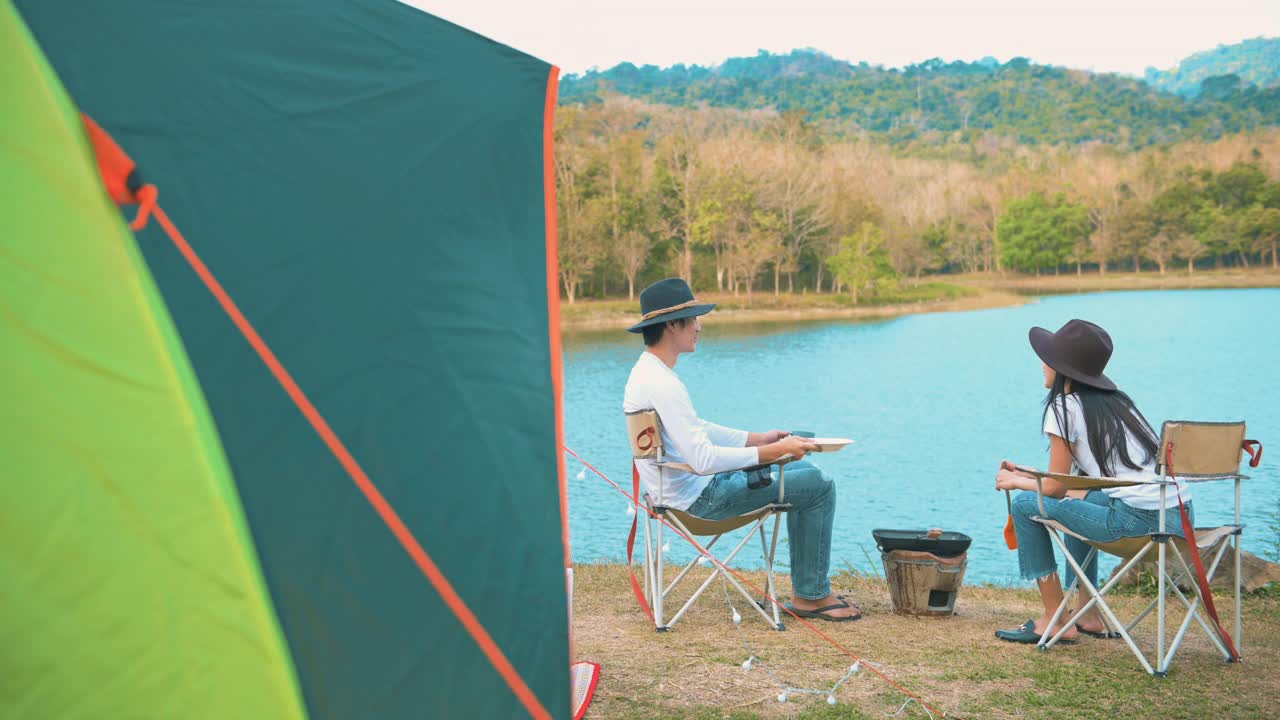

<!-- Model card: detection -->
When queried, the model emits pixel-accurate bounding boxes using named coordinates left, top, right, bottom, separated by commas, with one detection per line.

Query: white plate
left=809, top=437, right=854, bottom=452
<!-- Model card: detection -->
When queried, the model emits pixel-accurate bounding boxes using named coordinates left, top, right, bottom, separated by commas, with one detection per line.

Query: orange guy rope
left=83, top=114, right=552, bottom=720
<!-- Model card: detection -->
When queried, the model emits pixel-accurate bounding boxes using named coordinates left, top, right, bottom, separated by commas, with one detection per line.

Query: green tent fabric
left=0, top=4, right=305, bottom=717
left=5, top=0, right=569, bottom=717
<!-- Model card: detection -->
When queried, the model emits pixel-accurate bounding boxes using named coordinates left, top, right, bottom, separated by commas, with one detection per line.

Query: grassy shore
left=572, top=563, right=1280, bottom=719
left=561, top=268, right=1280, bottom=332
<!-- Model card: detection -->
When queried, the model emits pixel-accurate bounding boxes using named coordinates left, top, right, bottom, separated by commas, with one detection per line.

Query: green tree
left=996, top=192, right=1092, bottom=274
left=825, top=222, right=897, bottom=304
left=1243, top=203, right=1280, bottom=269
left=1151, top=177, right=1213, bottom=272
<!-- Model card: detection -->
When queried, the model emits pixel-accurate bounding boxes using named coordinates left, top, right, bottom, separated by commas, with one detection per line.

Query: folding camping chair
left=1024, top=420, right=1263, bottom=676
left=625, top=409, right=794, bottom=632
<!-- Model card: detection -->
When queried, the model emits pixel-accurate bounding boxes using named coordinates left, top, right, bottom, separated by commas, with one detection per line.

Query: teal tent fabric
left=16, top=1, right=569, bottom=717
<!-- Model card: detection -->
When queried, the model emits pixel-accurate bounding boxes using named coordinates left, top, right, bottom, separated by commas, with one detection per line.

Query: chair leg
left=753, top=515, right=784, bottom=630
left=1234, top=478, right=1243, bottom=656
left=766, top=513, right=784, bottom=629
left=1162, top=548, right=1233, bottom=670
left=642, top=509, right=653, bottom=619
left=1046, top=530, right=1155, bottom=674
left=1226, top=529, right=1242, bottom=657
left=1039, top=537, right=1086, bottom=649
left=1157, top=539, right=1170, bottom=671
left=1053, top=542, right=1150, bottom=641
left=724, top=562, right=782, bottom=630
left=665, top=518, right=765, bottom=629
left=1162, top=569, right=1230, bottom=669
left=664, top=534, right=724, bottom=600
left=654, top=517, right=665, bottom=630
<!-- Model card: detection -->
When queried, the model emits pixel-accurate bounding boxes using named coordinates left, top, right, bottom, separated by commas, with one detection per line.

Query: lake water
left=562, top=289, right=1280, bottom=585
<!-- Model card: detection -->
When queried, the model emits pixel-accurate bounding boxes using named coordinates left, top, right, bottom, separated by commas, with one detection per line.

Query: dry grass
left=572, top=563, right=1280, bottom=719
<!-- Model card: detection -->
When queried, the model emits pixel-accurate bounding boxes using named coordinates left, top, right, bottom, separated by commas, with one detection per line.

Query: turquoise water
left=563, top=289, right=1280, bottom=585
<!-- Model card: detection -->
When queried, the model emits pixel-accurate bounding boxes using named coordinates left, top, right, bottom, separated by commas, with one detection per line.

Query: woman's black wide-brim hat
left=627, top=278, right=716, bottom=333
left=1028, top=318, right=1117, bottom=391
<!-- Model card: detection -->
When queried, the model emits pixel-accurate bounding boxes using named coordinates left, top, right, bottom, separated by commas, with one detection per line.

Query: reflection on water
left=564, top=289, right=1280, bottom=585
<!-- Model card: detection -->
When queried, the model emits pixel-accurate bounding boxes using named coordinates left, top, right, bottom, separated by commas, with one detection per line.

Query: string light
left=719, top=579, right=871, bottom=710
left=564, top=445, right=949, bottom=718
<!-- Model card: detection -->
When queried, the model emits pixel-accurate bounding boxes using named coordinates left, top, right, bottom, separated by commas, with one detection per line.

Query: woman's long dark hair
left=1042, top=373, right=1159, bottom=476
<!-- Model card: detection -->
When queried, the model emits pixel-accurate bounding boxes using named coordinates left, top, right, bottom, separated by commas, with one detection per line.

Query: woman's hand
left=995, top=468, right=1026, bottom=492
left=999, top=460, right=1036, bottom=478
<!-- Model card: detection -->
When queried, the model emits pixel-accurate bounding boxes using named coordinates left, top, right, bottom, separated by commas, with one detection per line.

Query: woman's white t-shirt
left=1043, top=394, right=1187, bottom=510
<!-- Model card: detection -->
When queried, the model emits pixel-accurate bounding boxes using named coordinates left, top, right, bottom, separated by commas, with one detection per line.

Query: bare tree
left=1146, top=233, right=1175, bottom=275
left=554, top=108, right=603, bottom=303
left=1174, top=235, right=1206, bottom=274
left=759, top=112, right=827, bottom=292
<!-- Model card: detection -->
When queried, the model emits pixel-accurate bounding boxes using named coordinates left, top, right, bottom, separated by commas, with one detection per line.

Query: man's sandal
left=783, top=598, right=863, bottom=622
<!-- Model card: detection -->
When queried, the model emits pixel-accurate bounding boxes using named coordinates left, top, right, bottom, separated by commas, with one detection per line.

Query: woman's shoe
left=995, top=619, right=1078, bottom=645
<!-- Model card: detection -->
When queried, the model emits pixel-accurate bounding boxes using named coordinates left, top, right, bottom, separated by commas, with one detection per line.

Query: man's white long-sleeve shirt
left=623, top=351, right=758, bottom=510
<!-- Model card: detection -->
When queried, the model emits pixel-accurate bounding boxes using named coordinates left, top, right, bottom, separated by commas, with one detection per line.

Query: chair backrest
left=626, top=409, right=663, bottom=459
left=1157, top=421, right=1246, bottom=478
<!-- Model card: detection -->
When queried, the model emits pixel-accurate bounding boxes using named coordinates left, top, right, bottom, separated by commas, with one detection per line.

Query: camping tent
left=2, top=1, right=569, bottom=717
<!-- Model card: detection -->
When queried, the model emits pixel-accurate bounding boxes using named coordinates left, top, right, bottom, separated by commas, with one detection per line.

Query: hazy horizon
left=552, top=39, right=1277, bottom=79
left=410, top=0, right=1280, bottom=77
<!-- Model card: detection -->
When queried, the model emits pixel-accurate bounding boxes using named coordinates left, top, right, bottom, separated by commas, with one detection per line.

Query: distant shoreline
left=560, top=269, right=1280, bottom=333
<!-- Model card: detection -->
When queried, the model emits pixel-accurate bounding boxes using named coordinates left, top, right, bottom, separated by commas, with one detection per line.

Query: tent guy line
left=85, top=113, right=553, bottom=720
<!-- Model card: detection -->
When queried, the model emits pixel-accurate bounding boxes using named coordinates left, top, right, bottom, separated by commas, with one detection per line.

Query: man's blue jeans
left=685, top=460, right=835, bottom=600
left=1011, top=489, right=1192, bottom=587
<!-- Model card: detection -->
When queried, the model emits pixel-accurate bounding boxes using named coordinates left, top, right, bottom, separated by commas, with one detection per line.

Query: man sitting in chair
left=622, top=277, right=862, bottom=621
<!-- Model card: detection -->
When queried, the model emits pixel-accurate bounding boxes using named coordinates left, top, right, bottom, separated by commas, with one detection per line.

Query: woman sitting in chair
left=993, top=319, right=1192, bottom=644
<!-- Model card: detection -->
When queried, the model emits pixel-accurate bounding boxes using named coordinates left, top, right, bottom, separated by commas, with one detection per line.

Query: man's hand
left=747, top=429, right=790, bottom=447
left=759, top=434, right=817, bottom=463
left=762, top=429, right=790, bottom=444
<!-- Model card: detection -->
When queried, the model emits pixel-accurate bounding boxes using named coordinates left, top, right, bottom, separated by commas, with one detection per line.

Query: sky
left=408, top=0, right=1279, bottom=77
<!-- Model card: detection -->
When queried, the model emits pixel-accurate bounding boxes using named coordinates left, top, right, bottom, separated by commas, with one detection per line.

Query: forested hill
left=1144, top=37, right=1280, bottom=97
left=559, top=46, right=1280, bottom=148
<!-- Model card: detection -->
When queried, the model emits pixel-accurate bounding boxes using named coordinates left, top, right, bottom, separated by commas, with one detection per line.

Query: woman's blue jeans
left=686, top=460, right=835, bottom=600
left=1011, top=489, right=1193, bottom=588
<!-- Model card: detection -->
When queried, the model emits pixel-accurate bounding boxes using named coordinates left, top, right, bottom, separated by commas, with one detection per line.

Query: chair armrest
left=737, top=454, right=797, bottom=473
left=655, top=455, right=797, bottom=477
left=1015, top=465, right=1170, bottom=490
left=654, top=460, right=695, bottom=473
